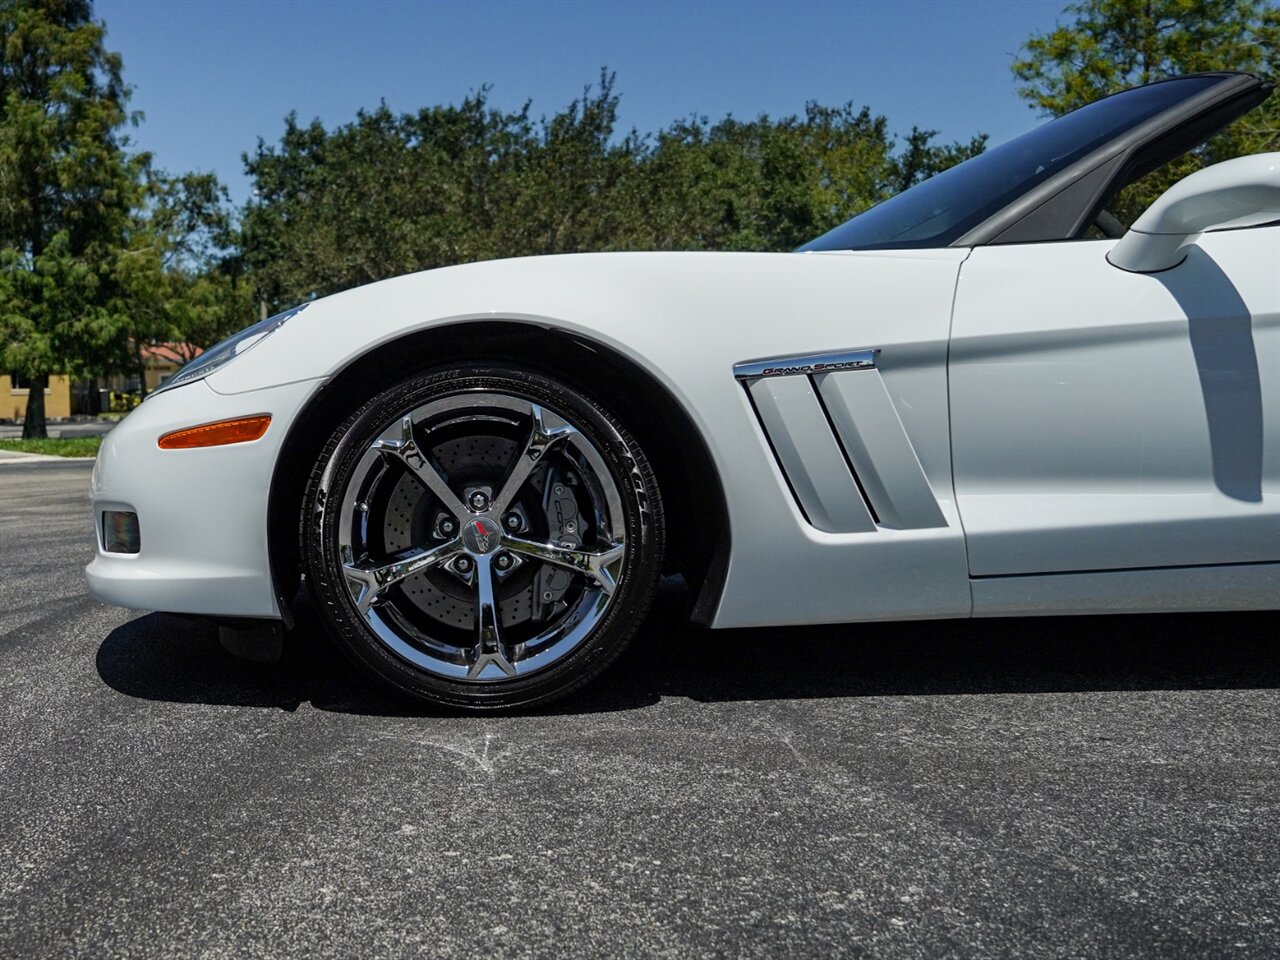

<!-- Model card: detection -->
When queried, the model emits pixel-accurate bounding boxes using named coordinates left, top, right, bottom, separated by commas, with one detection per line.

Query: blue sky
left=97, top=0, right=1069, bottom=204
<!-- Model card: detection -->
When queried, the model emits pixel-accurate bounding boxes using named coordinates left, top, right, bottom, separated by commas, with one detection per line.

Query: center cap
left=461, top=517, right=501, bottom=555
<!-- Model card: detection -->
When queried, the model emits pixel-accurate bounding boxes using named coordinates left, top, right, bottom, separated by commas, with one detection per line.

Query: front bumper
left=85, top=378, right=322, bottom=617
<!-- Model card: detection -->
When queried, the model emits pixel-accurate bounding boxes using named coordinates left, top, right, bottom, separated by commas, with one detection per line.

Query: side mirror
left=1107, top=152, right=1280, bottom=273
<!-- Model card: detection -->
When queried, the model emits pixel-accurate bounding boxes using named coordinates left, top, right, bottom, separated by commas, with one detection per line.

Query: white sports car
left=88, top=73, right=1280, bottom=710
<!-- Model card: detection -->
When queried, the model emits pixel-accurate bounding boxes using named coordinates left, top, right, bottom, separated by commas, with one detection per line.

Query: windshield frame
left=799, top=72, right=1271, bottom=252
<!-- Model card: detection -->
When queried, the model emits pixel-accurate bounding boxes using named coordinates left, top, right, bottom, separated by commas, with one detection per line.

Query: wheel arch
left=266, top=320, right=730, bottom=628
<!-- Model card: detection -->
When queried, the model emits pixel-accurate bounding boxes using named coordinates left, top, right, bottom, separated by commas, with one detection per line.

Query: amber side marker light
left=158, top=414, right=272, bottom=450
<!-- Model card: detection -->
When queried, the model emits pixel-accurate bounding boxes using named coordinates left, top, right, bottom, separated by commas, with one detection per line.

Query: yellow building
left=139, top=343, right=196, bottom=392
left=2, top=345, right=196, bottom=421
left=1, top=374, right=73, bottom=422
left=98, top=344, right=196, bottom=396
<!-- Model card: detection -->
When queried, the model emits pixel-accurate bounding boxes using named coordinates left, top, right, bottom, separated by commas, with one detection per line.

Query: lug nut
left=455, top=556, right=473, bottom=573
left=495, top=554, right=512, bottom=570
left=504, top=513, right=521, bottom=530
left=439, top=518, right=456, bottom=535
left=469, top=491, right=489, bottom=511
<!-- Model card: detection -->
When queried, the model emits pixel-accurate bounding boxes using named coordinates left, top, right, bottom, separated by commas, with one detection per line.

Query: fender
left=210, top=249, right=972, bottom=627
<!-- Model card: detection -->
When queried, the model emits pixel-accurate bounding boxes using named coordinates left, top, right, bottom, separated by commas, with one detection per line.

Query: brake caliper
left=533, top=470, right=581, bottom=619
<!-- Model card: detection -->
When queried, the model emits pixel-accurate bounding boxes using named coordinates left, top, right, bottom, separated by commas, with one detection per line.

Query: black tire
left=302, top=364, right=664, bottom=712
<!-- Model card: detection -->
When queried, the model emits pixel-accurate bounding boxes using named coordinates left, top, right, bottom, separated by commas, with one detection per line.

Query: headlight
left=150, top=302, right=310, bottom=398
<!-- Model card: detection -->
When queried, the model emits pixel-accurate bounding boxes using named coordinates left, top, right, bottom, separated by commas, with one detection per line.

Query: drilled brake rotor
left=382, top=434, right=536, bottom=629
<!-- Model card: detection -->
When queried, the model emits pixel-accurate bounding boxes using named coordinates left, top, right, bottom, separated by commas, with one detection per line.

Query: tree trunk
left=133, top=341, right=149, bottom=399
left=22, top=374, right=48, bottom=439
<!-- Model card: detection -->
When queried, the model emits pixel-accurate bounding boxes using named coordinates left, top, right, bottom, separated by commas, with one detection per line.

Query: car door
left=948, top=224, right=1280, bottom=581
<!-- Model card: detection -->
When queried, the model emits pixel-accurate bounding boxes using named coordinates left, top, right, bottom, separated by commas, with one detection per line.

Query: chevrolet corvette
left=87, top=72, right=1280, bottom=710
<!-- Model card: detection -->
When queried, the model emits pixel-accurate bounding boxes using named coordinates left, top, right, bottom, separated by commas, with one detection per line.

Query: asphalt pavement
left=1, top=460, right=1278, bottom=959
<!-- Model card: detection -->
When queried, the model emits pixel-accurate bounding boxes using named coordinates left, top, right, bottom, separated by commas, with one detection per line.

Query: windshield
left=800, top=75, right=1223, bottom=251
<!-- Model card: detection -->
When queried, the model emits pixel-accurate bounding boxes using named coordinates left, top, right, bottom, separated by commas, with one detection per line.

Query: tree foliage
left=0, top=0, right=144, bottom=435
left=114, top=171, right=252, bottom=389
left=1013, top=0, right=1279, bottom=221
left=0, top=1, right=250, bottom=432
left=242, top=73, right=986, bottom=311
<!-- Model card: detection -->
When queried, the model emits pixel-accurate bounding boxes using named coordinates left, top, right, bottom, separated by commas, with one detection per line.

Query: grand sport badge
left=733, top=349, right=878, bottom=380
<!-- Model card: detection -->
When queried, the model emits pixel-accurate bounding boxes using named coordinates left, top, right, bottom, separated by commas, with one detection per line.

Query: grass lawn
left=0, top=437, right=102, bottom=457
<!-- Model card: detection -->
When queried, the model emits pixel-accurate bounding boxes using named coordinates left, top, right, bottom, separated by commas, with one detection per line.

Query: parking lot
left=1, top=459, right=1277, bottom=958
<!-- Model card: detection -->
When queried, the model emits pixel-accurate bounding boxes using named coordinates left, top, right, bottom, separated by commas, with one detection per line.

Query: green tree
left=890, top=126, right=990, bottom=194
left=241, top=74, right=985, bottom=309
left=111, top=171, right=252, bottom=395
left=1014, top=0, right=1279, bottom=221
left=493, top=72, right=647, bottom=257
left=0, top=0, right=145, bottom=436
left=626, top=104, right=898, bottom=252
left=240, top=73, right=648, bottom=310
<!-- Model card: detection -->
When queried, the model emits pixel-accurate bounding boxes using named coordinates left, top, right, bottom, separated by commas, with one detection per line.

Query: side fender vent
left=736, top=350, right=946, bottom=533
left=747, top=375, right=876, bottom=533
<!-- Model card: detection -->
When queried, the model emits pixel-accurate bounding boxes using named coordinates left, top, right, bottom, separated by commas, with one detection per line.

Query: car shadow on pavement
left=95, top=578, right=1280, bottom=717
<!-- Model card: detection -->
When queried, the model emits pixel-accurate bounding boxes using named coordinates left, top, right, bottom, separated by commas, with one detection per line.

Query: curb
left=0, top=451, right=96, bottom=464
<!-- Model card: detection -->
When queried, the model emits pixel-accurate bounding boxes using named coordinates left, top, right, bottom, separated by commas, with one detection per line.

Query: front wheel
left=303, top=365, right=664, bottom=711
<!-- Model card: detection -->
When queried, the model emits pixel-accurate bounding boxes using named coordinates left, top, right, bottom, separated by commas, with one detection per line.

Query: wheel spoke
left=335, top=388, right=633, bottom=685
left=501, top=534, right=626, bottom=596
left=373, top=416, right=469, bottom=519
left=468, top=555, right=517, bottom=678
left=343, top=539, right=463, bottom=613
left=491, top=404, right=577, bottom=516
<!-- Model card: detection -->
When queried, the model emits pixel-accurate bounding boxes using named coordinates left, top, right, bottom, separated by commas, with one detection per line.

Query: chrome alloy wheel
left=334, top=392, right=628, bottom=681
